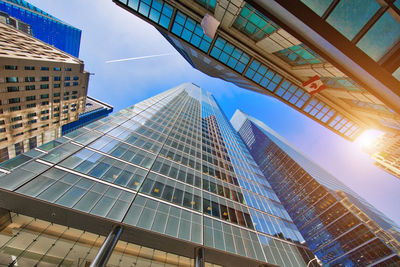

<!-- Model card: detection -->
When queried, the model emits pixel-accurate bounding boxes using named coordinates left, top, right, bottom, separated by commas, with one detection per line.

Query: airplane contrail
left=105, top=53, right=177, bottom=63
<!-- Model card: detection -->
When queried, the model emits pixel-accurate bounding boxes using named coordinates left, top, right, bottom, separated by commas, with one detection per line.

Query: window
left=0, top=120, right=4, bottom=125
left=54, top=107, right=60, bottom=111
left=300, top=0, right=333, bottom=17
left=27, top=103, right=36, bottom=108
left=171, top=11, right=212, bottom=53
left=210, top=37, right=250, bottom=73
left=53, top=67, right=61, bottom=71
left=29, top=137, right=37, bottom=149
left=11, top=116, right=22, bottom=122
left=40, top=94, right=49, bottom=99
left=356, top=11, right=400, bottom=61
left=26, top=95, right=35, bottom=101
left=40, top=76, right=49, bottom=81
left=41, top=101, right=49, bottom=106
left=41, top=116, right=49, bottom=120
left=14, top=142, right=24, bottom=156
left=65, top=68, right=71, bottom=71
left=71, top=96, right=78, bottom=99
left=5, top=65, right=17, bottom=70
left=13, top=132, right=23, bottom=137
left=28, top=118, right=37, bottom=124
left=40, top=84, right=49, bottom=89
left=41, top=124, right=49, bottom=128
left=0, top=128, right=5, bottom=133
left=12, top=123, right=23, bottom=129
left=73, top=76, right=79, bottom=80
left=72, top=91, right=78, bottom=95
left=65, top=82, right=70, bottom=87
left=233, top=3, right=279, bottom=41
left=28, top=128, right=37, bottom=133
left=73, top=82, right=78, bottom=86
left=63, top=97, right=69, bottom=100
left=8, top=98, right=20, bottom=104
left=6, top=77, right=18, bottom=83
left=245, top=59, right=282, bottom=92
left=54, top=93, right=60, bottom=97
left=24, top=77, right=35, bottom=82
left=326, top=0, right=380, bottom=40
left=64, top=92, right=70, bottom=96
left=10, top=106, right=21, bottom=112
left=194, top=0, right=216, bottom=12
left=54, top=99, right=60, bottom=103
left=54, top=76, right=61, bottom=81
left=65, top=76, right=70, bottom=81
left=24, top=66, right=35, bottom=70
left=7, top=86, right=19, bottom=92
left=126, top=0, right=173, bottom=29
left=27, top=113, right=36, bottom=118
left=41, top=110, right=49, bottom=114
left=54, top=113, right=59, bottom=117
left=25, top=85, right=35, bottom=90
left=41, top=67, right=49, bottom=71
left=54, top=84, right=61, bottom=88
left=274, top=44, right=325, bottom=65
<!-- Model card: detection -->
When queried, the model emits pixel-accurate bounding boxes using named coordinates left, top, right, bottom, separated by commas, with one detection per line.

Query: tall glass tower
left=0, top=83, right=315, bottom=266
left=0, top=0, right=81, bottom=57
left=231, top=110, right=400, bottom=266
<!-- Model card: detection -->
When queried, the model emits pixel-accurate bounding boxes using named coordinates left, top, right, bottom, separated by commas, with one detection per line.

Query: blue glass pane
left=0, top=0, right=81, bottom=57
left=301, top=0, right=333, bottom=16
left=357, top=12, right=400, bottom=61
left=326, top=0, right=380, bottom=40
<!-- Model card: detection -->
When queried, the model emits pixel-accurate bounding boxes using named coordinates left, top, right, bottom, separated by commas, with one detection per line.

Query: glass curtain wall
left=0, top=83, right=315, bottom=266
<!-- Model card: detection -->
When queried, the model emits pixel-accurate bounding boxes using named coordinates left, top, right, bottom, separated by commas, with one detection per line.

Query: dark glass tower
left=0, top=0, right=81, bottom=57
left=0, top=84, right=315, bottom=266
left=231, top=110, right=400, bottom=266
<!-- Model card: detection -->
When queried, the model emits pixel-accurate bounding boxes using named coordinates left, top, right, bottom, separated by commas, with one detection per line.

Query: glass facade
left=115, top=0, right=366, bottom=141
left=231, top=110, right=400, bottom=266
left=0, top=212, right=223, bottom=267
left=0, top=0, right=81, bottom=57
left=0, top=84, right=315, bottom=266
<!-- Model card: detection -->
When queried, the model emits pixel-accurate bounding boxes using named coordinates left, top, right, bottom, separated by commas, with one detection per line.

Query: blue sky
left=30, top=0, right=400, bottom=225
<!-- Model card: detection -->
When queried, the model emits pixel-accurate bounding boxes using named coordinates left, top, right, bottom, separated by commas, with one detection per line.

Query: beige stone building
left=0, top=22, right=89, bottom=162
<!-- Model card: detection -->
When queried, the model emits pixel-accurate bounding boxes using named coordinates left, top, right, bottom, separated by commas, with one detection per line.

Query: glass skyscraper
left=0, top=83, right=315, bottom=266
left=231, top=110, right=400, bottom=266
left=0, top=0, right=81, bottom=57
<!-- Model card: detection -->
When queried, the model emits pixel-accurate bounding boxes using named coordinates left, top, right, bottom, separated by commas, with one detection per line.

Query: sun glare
left=355, top=129, right=384, bottom=150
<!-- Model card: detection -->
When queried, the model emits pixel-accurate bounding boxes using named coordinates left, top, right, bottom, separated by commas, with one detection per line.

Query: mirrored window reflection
left=15, top=167, right=135, bottom=222
left=233, top=3, right=279, bottom=41
left=203, top=217, right=265, bottom=261
left=59, top=149, right=148, bottom=191
left=124, top=195, right=202, bottom=244
left=274, top=44, right=325, bottom=65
